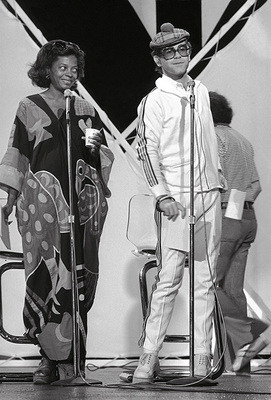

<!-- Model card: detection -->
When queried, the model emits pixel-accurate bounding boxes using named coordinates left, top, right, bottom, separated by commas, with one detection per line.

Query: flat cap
left=150, top=22, right=190, bottom=50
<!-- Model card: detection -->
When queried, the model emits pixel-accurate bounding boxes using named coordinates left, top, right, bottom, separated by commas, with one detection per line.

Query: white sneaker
left=133, top=353, right=160, bottom=383
left=232, top=336, right=268, bottom=372
left=194, top=354, right=212, bottom=377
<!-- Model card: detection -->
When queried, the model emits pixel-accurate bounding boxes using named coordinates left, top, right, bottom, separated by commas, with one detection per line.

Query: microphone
left=187, top=80, right=195, bottom=89
left=187, top=80, right=195, bottom=108
left=64, top=89, right=73, bottom=122
left=64, top=89, right=73, bottom=98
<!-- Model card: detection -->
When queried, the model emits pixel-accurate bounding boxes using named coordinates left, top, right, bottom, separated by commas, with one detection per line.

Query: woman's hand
left=2, top=188, right=18, bottom=223
left=2, top=203, right=13, bottom=224
left=83, top=128, right=103, bottom=154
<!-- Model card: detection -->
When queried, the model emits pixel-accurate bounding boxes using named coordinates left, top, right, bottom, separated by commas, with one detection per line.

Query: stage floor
left=0, top=359, right=271, bottom=399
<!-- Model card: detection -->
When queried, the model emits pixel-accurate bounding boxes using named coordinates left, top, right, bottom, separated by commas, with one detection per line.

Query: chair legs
left=0, top=253, right=33, bottom=382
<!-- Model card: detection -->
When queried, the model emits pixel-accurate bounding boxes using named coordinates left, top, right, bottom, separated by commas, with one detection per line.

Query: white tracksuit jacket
left=136, top=74, right=222, bottom=199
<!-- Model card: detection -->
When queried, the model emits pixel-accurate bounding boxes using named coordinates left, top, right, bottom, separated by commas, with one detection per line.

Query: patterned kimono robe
left=0, top=94, right=114, bottom=362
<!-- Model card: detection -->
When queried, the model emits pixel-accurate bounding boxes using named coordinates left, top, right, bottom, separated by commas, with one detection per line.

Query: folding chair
left=0, top=251, right=33, bottom=382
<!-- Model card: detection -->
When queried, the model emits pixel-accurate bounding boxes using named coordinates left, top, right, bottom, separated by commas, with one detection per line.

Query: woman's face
left=48, top=55, right=78, bottom=92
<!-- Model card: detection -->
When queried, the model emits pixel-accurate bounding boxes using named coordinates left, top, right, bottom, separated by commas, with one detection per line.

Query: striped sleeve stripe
left=137, top=94, right=159, bottom=187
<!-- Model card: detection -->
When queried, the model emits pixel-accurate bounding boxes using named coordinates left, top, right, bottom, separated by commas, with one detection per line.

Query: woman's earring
left=46, top=74, right=50, bottom=80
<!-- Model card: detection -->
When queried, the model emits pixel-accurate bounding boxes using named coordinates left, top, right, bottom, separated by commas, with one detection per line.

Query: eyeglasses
left=158, top=43, right=192, bottom=60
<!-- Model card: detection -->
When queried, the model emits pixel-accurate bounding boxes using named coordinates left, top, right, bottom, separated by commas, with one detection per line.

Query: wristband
left=156, top=195, right=175, bottom=212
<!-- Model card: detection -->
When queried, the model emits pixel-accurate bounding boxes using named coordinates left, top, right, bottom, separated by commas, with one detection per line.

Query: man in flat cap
left=133, top=23, right=224, bottom=382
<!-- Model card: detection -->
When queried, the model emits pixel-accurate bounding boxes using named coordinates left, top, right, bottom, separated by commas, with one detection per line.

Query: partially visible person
left=209, top=91, right=271, bottom=373
left=133, top=23, right=223, bottom=383
left=0, top=40, right=114, bottom=383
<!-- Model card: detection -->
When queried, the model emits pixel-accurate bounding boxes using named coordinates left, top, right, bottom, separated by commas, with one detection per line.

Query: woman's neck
left=42, top=86, right=64, bottom=101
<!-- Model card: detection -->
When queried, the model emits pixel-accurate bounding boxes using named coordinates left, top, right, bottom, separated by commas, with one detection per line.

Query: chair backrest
left=126, top=194, right=157, bottom=258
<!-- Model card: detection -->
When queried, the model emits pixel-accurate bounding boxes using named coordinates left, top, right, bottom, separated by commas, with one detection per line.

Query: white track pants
left=140, top=190, right=221, bottom=355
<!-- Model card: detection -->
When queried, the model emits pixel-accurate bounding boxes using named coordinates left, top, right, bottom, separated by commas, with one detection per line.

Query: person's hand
left=2, top=188, right=18, bottom=224
left=159, top=198, right=186, bottom=221
left=82, top=128, right=103, bottom=154
left=219, top=171, right=228, bottom=192
left=2, top=203, right=13, bottom=224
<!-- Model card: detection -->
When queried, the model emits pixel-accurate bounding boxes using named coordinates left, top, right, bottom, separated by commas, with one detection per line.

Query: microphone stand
left=188, top=80, right=196, bottom=379
left=52, top=90, right=101, bottom=386
left=174, top=81, right=201, bottom=384
left=187, top=82, right=213, bottom=384
left=167, top=82, right=215, bottom=386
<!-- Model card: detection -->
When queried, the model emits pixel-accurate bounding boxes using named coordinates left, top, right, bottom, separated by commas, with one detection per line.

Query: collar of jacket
left=156, top=74, right=199, bottom=98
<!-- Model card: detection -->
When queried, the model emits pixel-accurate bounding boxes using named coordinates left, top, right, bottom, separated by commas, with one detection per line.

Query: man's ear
left=153, top=55, right=162, bottom=67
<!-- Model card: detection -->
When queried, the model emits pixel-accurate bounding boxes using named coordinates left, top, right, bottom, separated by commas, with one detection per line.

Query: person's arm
left=90, top=109, right=114, bottom=197
left=2, top=187, right=19, bottom=223
left=136, top=95, right=185, bottom=220
left=136, top=95, right=167, bottom=198
left=251, top=180, right=261, bottom=201
left=250, top=149, right=261, bottom=201
left=215, top=127, right=228, bottom=192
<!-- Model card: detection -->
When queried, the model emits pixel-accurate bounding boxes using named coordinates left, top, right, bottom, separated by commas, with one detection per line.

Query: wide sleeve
left=90, top=107, right=114, bottom=197
left=0, top=100, right=30, bottom=194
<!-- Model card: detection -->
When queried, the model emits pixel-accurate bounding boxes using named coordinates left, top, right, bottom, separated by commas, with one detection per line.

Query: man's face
left=154, top=41, right=191, bottom=81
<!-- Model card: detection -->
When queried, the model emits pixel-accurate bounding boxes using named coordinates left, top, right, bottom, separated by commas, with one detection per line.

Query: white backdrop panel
left=198, top=2, right=271, bottom=317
